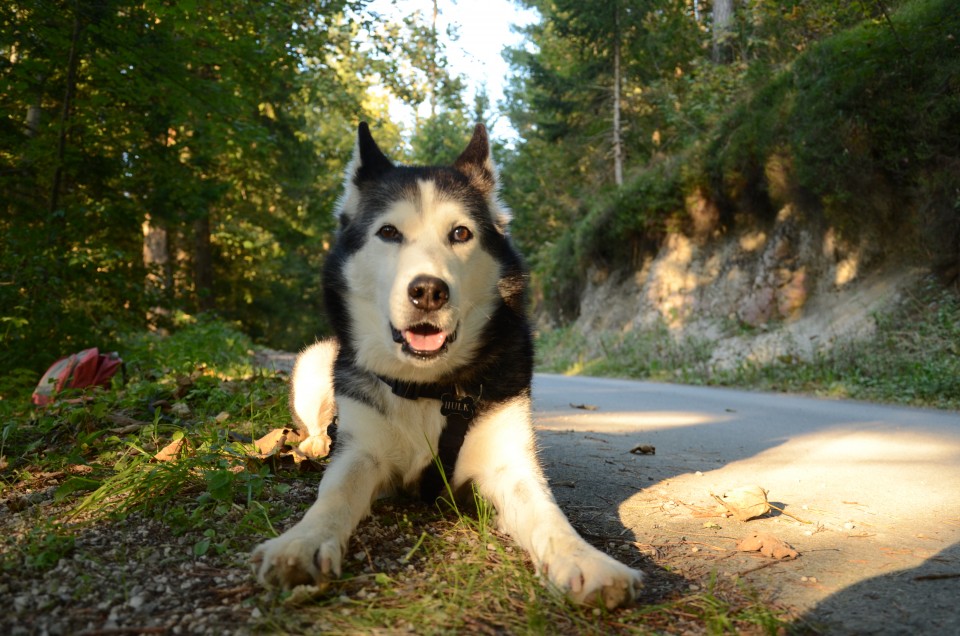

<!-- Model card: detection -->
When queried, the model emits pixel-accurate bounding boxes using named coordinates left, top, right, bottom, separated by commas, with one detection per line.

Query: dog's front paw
left=297, top=433, right=332, bottom=459
left=251, top=529, right=342, bottom=589
left=541, top=537, right=644, bottom=609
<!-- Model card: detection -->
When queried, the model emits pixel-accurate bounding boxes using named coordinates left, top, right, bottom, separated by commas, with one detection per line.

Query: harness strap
left=376, top=375, right=477, bottom=501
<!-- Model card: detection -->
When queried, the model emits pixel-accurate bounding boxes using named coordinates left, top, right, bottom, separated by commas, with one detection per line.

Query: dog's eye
left=376, top=225, right=402, bottom=243
left=450, top=226, right=473, bottom=244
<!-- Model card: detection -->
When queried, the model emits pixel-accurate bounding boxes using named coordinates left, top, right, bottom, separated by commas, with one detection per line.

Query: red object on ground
left=32, top=348, right=123, bottom=406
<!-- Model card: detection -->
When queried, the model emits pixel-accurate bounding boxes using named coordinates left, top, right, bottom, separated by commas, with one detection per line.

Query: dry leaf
left=253, top=428, right=299, bottom=457
left=283, top=581, right=333, bottom=606
left=712, top=485, right=771, bottom=521
left=736, top=532, right=799, bottom=560
left=154, top=437, right=188, bottom=462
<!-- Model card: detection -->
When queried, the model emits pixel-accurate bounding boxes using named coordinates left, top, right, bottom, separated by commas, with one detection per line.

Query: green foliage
left=5, top=523, right=76, bottom=571
left=537, top=278, right=960, bottom=410
left=120, top=312, right=253, bottom=377
left=0, top=0, right=375, bottom=373
left=537, top=320, right=714, bottom=384
left=508, top=0, right=960, bottom=321
left=717, top=283, right=960, bottom=408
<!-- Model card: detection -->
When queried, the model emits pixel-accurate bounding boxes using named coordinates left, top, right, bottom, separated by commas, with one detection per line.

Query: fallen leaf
left=0, top=456, right=7, bottom=471
left=283, top=581, right=333, bottom=606
left=154, top=437, right=188, bottom=462
left=570, top=403, right=599, bottom=411
left=253, top=428, right=301, bottom=458
left=736, top=532, right=799, bottom=560
left=712, top=485, right=771, bottom=521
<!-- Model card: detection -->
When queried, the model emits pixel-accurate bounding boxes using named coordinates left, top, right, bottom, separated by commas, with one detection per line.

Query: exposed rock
left=574, top=204, right=918, bottom=370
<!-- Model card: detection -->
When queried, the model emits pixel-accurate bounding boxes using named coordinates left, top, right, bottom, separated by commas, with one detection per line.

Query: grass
left=537, top=280, right=960, bottom=410
left=0, top=314, right=799, bottom=634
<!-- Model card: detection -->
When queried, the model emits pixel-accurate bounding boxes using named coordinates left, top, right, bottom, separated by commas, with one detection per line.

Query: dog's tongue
left=404, top=328, right=446, bottom=352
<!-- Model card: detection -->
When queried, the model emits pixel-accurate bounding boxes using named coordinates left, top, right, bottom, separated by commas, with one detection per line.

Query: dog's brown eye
left=450, top=226, right=473, bottom=243
left=376, top=224, right=402, bottom=243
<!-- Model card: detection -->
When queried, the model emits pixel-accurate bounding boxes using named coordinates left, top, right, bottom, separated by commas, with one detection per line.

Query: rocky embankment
left=573, top=205, right=919, bottom=369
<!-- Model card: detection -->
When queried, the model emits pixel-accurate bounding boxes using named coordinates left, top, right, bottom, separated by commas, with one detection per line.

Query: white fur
left=343, top=180, right=500, bottom=384
left=289, top=340, right=337, bottom=458
left=251, top=129, right=643, bottom=608
left=253, top=356, right=643, bottom=607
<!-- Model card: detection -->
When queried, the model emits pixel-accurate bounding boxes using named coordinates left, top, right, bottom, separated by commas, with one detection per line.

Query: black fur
left=322, top=124, right=534, bottom=422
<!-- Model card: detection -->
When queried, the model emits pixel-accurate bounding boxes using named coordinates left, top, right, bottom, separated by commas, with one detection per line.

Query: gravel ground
left=0, top=462, right=704, bottom=635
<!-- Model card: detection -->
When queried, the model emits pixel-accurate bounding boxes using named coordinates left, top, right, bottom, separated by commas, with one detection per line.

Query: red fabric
left=32, top=348, right=123, bottom=406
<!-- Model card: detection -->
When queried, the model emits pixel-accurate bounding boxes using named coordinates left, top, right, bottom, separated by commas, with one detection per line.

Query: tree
left=0, top=0, right=372, bottom=369
left=711, top=0, right=735, bottom=64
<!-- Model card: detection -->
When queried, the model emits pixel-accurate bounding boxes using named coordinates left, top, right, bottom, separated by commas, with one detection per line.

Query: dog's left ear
left=454, top=124, right=496, bottom=194
left=454, top=124, right=512, bottom=229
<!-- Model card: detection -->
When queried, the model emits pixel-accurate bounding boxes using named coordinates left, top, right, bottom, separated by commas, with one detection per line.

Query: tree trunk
left=143, top=214, right=172, bottom=330
left=712, top=0, right=735, bottom=64
left=612, top=2, right=623, bottom=187
left=429, top=0, right=439, bottom=119
left=50, top=7, right=83, bottom=215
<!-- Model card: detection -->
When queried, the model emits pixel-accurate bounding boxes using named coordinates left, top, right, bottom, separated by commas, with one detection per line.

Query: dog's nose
left=408, top=275, right=449, bottom=311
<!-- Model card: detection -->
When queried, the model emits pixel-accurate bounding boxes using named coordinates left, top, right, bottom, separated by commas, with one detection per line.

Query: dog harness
left=376, top=375, right=478, bottom=501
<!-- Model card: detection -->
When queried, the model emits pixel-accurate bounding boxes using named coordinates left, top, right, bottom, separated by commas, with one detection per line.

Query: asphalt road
left=532, top=374, right=960, bottom=635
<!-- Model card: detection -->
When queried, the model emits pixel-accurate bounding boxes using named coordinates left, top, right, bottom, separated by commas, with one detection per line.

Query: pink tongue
left=404, top=329, right=447, bottom=352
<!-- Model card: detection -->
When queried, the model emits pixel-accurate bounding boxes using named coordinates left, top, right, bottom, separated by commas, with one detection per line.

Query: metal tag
left=440, top=394, right=476, bottom=420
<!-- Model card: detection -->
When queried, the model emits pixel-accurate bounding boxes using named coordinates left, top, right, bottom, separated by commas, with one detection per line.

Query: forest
left=2, top=0, right=958, bottom=377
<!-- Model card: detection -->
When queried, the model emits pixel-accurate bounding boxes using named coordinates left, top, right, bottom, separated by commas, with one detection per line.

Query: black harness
left=376, top=375, right=478, bottom=501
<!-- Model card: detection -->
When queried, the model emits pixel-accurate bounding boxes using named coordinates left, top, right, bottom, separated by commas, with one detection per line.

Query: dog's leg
left=289, top=340, right=338, bottom=459
left=251, top=398, right=389, bottom=588
left=455, top=396, right=644, bottom=609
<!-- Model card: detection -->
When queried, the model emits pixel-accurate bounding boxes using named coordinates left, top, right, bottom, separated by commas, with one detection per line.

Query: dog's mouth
left=391, top=323, right=458, bottom=359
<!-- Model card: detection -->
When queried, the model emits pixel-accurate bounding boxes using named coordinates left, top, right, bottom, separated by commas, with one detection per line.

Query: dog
left=251, top=123, right=643, bottom=608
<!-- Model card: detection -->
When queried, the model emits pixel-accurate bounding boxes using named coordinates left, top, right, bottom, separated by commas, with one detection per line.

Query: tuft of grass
left=537, top=320, right=715, bottom=385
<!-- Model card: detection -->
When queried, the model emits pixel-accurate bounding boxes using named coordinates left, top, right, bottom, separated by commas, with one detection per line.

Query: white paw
left=251, top=529, right=342, bottom=589
left=298, top=433, right=332, bottom=459
left=541, top=537, right=644, bottom=609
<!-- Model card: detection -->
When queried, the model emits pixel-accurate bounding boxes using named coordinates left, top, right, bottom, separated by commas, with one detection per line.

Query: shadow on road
left=532, top=374, right=960, bottom=634
left=800, top=541, right=960, bottom=634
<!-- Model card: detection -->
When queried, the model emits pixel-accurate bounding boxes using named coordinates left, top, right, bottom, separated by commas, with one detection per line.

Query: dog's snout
left=408, top=275, right=449, bottom=312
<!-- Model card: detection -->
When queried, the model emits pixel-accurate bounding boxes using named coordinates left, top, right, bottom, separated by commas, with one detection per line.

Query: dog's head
left=325, top=123, right=524, bottom=383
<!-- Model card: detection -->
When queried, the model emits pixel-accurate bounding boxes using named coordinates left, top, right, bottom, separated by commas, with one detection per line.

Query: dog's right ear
left=353, top=122, right=394, bottom=184
left=337, top=122, right=394, bottom=226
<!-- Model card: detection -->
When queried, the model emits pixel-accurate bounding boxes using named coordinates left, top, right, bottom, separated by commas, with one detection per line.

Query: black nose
left=408, top=275, right=449, bottom=311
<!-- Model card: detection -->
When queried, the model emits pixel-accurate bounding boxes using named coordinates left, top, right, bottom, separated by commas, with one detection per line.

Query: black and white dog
left=251, top=123, right=643, bottom=608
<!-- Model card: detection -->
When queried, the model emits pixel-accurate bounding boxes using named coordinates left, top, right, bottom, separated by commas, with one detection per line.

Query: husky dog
left=251, top=123, right=643, bottom=608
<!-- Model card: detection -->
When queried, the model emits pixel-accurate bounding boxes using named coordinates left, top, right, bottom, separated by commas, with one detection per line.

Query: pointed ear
left=453, top=124, right=497, bottom=195
left=353, top=122, right=394, bottom=184
left=338, top=122, right=394, bottom=225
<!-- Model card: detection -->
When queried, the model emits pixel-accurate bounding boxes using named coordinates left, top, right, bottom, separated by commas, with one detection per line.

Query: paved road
left=532, top=374, right=960, bottom=634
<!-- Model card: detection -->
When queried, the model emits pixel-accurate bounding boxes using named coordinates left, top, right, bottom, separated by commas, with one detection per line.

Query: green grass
left=537, top=281, right=960, bottom=410
left=0, top=315, right=797, bottom=634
